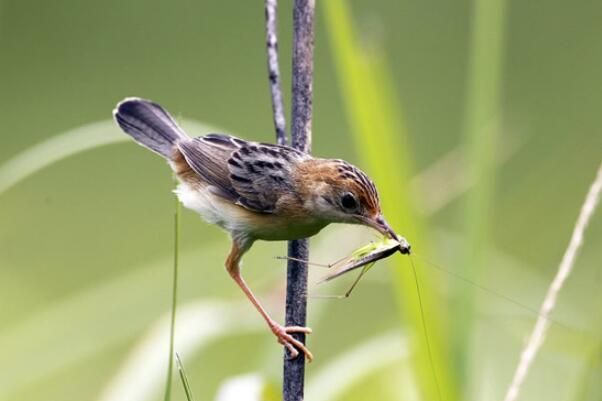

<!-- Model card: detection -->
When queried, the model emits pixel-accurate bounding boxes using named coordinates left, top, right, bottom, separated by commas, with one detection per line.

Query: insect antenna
left=409, top=255, right=442, bottom=401
left=411, top=252, right=569, bottom=330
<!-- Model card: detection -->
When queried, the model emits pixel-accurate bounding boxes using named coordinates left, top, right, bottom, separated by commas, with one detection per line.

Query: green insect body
left=320, top=237, right=409, bottom=298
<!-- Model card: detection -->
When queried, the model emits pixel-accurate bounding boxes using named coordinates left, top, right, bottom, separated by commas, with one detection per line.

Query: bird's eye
left=341, top=192, right=358, bottom=211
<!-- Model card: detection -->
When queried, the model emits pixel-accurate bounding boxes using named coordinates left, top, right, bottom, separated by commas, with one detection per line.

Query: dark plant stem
left=284, top=1, right=314, bottom=400
left=289, top=0, right=314, bottom=155
left=265, top=0, right=288, bottom=146
left=264, top=0, right=314, bottom=398
left=176, top=353, right=196, bottom=401
left=163, top=188, right=181, bottom=401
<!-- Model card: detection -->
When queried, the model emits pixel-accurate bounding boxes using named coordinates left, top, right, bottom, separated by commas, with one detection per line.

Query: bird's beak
left=358, top=215, right=411, bottom=255
left=373, top=215, right=399, bottom=240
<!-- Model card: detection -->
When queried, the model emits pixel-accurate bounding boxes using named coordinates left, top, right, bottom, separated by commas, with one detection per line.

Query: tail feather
left=113, top=97, right=187, bottom=159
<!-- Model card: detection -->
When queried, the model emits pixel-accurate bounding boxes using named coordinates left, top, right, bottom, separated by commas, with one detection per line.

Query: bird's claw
left=272, top=324, right=313, bottom=362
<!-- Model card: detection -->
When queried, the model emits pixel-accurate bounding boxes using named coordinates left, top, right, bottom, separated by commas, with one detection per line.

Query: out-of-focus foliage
left=1, top=1, right=601, bottom=401
left=322, top=0, right=455, bottom=399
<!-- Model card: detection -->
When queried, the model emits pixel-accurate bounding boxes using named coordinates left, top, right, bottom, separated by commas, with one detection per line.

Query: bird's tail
left=113, top=97, right=187, bottom=159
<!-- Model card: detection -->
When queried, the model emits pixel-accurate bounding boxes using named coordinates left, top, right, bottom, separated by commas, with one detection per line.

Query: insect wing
left=320, top=240, right=400, bottom=282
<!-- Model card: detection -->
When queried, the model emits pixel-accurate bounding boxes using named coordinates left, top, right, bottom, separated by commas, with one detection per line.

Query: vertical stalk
left=504, top=163, right=602, bottom=401
left=321, top=1, right=458, bottom=399
left=456, top=0, right=506, bottom=390
left=163, top=189, right=181, bottom=401
left=284, top=0, right=314, bottom=400
left=265, top=0, right=288, bottom=145
left=264, top=0, right=314, bottom=398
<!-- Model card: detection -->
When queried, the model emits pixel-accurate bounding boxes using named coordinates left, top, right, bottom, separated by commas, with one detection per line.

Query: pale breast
left=175, top=181, right=327, bottom=241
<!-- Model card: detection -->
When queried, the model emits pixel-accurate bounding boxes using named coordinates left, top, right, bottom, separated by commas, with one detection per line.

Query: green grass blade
left=0, top=247, right=224, bottom=400
left=164, top=187, right=181, bottom=401
left=175, top=353, right=195, bottom=401
left=0, top=119, right=222, bottom=196
left=97, top=301, right=262, bottom=401
left=456, top=0, right=507, bottom=388
left=321, top=1, right=458, bottom=399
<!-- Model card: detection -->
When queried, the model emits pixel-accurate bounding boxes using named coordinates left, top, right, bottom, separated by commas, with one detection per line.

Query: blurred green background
left=1, top=0, right=601, bottom=400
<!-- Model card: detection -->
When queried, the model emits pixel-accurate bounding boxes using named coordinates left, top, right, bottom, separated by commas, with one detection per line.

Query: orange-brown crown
left=295, top=158, right=381, bottom=219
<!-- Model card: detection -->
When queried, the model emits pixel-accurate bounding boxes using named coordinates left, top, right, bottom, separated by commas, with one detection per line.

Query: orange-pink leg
left=226, top=242, right=313, bottom=361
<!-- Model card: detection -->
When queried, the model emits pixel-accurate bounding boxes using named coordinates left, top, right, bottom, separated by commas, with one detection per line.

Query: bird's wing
left=227, top=141, right=308, bottom=212
left=177, top=134, right=241, bottom=201
left=177, top=134, right=308, bottom=213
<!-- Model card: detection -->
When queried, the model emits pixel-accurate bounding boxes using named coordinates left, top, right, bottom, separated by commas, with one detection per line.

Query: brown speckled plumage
left=113, top=97, right=407, bottom=362
left=294, top=159, right=381, bottom=220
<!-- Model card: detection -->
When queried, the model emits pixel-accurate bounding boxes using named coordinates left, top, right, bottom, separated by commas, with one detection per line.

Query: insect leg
left=311, top=265, right=371, bottom=299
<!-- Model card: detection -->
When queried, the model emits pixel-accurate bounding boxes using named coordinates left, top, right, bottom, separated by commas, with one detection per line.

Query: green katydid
left=278, top=236, right=410, bottom=298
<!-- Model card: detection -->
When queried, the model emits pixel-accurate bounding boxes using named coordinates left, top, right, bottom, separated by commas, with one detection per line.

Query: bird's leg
left=226, top=242, right=314, bottom=362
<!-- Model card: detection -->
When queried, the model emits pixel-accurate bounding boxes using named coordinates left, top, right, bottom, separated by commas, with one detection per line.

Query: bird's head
left=297, top=159, right=410, bottom=254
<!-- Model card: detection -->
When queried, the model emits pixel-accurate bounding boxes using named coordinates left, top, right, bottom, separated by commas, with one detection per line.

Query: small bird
left=113, top=97, right=409, bottom=361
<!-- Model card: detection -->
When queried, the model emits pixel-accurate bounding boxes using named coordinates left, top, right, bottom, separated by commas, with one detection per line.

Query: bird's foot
left=271, top=324, right=313, bottom=362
